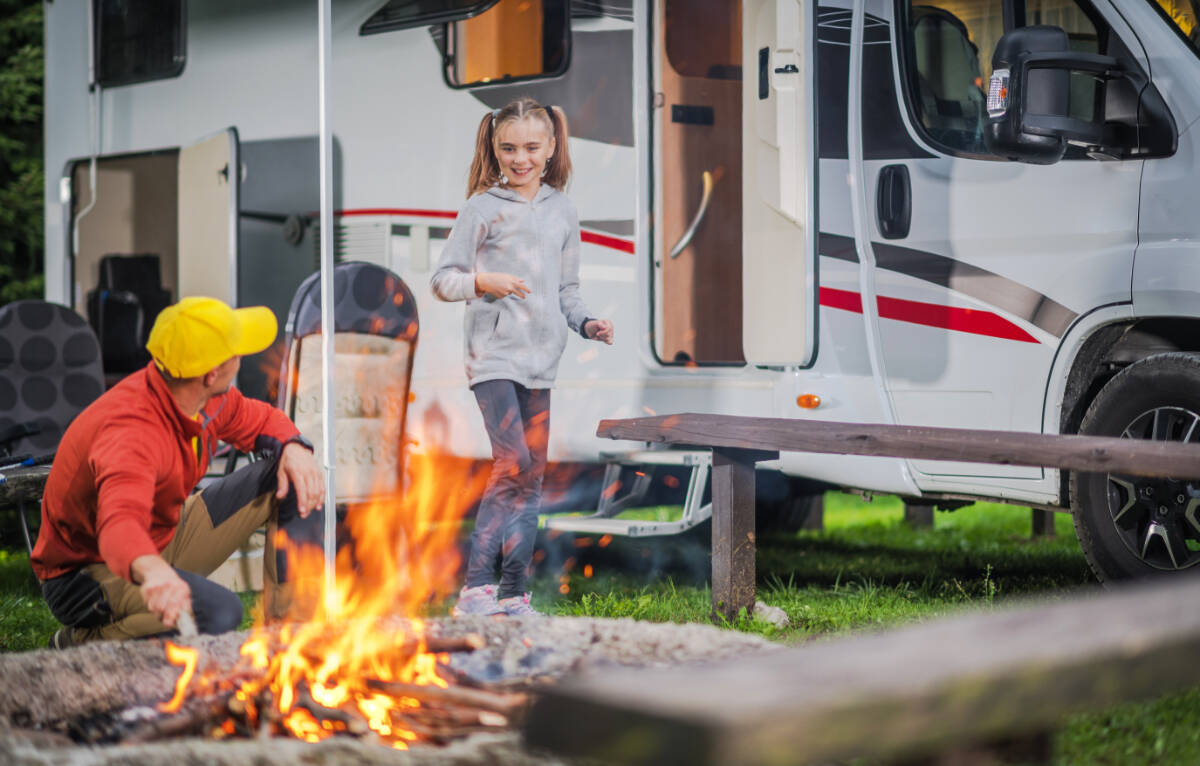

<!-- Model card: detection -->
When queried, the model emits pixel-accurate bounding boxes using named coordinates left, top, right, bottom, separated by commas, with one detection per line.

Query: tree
left=0, top=0, right=44, bottom=305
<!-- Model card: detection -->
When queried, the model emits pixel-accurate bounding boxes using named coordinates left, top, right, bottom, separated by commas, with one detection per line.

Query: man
left=32, top=296, right=325, bottom=646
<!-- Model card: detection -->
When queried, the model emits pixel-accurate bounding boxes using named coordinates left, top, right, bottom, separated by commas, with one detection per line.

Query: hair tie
left=543, top=105, right=555, bottom=122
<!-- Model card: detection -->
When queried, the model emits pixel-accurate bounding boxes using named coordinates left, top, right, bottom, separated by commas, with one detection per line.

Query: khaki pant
left=45, top=458, right=322, bottom=643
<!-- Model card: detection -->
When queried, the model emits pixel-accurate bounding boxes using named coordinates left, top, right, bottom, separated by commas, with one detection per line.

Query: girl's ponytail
left=542, top=105, right=572, bottom=192
left=466, top=111, right=500, bottom=198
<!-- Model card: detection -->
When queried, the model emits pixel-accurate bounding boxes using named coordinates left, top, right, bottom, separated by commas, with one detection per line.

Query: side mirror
left=983, top=26, right=1119, bottom=164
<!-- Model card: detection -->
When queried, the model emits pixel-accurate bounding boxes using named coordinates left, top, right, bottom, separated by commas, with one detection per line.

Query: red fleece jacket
left=31, top=363, right=300, bottom=582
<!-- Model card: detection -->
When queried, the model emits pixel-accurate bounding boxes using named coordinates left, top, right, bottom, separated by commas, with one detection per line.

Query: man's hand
left=131, top=554, right=191, bottom=629
left=475, top=272, right=531, bottom=300
left=584, top=319, right=615, bottom=345
left=277, top=441, right=325, bottom=517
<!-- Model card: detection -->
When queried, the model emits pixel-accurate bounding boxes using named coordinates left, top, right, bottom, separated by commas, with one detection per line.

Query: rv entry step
left=545, top=450, right=712, bottom=538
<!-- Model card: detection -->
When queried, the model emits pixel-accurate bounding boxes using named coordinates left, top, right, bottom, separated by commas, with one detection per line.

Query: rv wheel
left=1070, top=352, right=1200, bottom=582
left=756, top=476, right=825, bottom=533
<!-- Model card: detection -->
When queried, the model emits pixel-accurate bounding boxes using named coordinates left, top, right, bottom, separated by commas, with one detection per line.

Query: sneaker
left=497, top=593, right=541, bottom=617
left=48, top=626, right=76, bottom=650
left=451, top=584, right=503, bottom=617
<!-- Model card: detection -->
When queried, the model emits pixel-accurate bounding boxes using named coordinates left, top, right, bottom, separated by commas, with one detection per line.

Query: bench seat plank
left=526, top=578, right=1200, bottom=765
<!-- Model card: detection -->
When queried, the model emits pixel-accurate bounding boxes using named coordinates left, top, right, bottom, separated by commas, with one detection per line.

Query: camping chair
left=0, top=300, right=105, bottom=553
left=277, top=261, right=419, bottom=503
left=86, top=253, right=172, bottom=383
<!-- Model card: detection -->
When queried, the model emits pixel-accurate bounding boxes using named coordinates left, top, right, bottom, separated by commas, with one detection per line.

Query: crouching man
left=31, top=296, right=325, bottom=647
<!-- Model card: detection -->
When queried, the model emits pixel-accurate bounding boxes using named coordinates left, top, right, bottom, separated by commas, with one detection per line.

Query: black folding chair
left=86, top=253, right=172, bottom=383
left=277, top=261, right=419, bottom=502
left=0, top=300, right=105, bottom=553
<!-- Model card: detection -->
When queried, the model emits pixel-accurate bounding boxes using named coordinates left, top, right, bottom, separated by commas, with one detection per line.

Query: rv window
left=1143, top=0, right=1200, bottom=58
left=94, top=0, right=186, bottom=88
left=359, top=0, right=500, bottom=35
left=664, top=0, right=742, bottom=80
left=445, top=0, right=570, bottom=87
left=898, top=0, right=1099, bottom=156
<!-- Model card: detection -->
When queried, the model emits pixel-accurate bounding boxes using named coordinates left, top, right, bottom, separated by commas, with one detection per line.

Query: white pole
left=317, top=0, right=338, bottom=618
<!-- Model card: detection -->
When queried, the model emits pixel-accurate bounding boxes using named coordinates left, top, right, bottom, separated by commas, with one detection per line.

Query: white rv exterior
left=42, top=0, right=1200, bottom=581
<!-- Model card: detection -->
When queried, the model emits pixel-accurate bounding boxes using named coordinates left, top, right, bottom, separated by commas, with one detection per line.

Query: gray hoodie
left=431, top=185, right=593, bottom=389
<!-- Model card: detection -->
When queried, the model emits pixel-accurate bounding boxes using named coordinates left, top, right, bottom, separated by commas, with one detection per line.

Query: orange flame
left=159, top=641, right=199, bottom=713
left=235, top=444, right=489, bottom=747
left=163, top=354, right=493, bottom=746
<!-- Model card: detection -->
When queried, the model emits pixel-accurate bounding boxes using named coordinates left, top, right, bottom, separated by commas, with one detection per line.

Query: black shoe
left=48, top=626, right=76, bottom=650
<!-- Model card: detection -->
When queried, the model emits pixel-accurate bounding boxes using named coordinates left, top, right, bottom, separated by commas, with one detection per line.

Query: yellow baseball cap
left=146, top=296, right=278, bottom=378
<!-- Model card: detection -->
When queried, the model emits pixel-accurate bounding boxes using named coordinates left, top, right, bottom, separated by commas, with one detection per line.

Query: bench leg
left=711, top=448, right=776, bottom=622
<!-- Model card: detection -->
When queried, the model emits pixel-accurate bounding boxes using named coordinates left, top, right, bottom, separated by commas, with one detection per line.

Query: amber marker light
left=796, top=394, right=822, bottom=410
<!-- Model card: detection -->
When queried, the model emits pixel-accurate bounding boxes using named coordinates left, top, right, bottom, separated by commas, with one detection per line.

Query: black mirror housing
left=984, top=26, right=1118, bottom=164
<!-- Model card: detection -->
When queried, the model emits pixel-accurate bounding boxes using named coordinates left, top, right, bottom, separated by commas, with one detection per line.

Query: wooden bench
left=596, top=413, right=1200, bottom=621
left=525, top=576, right=1200, bottom=765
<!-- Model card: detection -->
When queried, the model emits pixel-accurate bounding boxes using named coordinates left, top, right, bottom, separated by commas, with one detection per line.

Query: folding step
left=545, top=449, right=711, bottom=538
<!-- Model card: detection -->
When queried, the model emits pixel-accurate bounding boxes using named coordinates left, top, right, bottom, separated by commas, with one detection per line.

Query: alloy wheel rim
left=1106, top=406, right=1200, bottom=571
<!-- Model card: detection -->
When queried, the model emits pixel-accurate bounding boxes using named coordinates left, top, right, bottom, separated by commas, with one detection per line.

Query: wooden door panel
left=658, top=0, right=744, bottom=364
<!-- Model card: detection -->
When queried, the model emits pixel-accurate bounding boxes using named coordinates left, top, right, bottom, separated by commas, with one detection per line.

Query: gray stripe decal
left=581, top=219, right=634, bottom=237
left=818, top=232, right=1078, bottom=337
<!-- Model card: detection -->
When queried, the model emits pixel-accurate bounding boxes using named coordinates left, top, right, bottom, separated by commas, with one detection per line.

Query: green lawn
left=3, top=494, right=1197, bottom=764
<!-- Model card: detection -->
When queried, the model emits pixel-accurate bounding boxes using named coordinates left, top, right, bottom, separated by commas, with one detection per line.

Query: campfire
left=138, top=448, right=514, bottom=749
left=0, top=384, right=782, bottom=760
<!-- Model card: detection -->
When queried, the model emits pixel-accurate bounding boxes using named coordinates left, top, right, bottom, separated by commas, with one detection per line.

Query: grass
left=2, top=493, right=1197, bottom=764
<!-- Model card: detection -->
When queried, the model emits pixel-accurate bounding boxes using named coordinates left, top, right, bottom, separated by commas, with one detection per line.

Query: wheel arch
left=1057, top=316, right=1200, bottom=500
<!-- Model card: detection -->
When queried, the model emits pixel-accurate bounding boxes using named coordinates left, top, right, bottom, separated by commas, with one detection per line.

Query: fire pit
left=0, top=615, right=775, bottom=765
left=1, top=439, right=774, bottom=763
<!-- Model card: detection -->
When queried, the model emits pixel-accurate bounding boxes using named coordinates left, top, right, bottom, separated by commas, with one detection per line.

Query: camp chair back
left=86, top=253, right=172, bottom=381
left=0, top=300, right=105, bottom=552
left=278, top=262, right=419, bottom=503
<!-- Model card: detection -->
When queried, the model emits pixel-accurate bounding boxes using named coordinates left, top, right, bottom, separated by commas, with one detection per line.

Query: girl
left=432, top=98, right=614, bottom=617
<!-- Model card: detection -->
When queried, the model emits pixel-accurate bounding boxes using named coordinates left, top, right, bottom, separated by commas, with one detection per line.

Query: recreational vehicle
left=41, top=0, right=1200, bottom=584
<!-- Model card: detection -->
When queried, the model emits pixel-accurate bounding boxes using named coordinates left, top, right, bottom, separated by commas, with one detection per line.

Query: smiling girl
left=431, top=98, right=614, bottom=617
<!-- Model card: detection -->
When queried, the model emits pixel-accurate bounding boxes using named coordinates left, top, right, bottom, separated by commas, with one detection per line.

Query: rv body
left=43, top=0, right=1200, bottom=578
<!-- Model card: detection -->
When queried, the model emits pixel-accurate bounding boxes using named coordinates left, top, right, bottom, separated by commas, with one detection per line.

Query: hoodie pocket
left=466, top=305, right=501, bottom=361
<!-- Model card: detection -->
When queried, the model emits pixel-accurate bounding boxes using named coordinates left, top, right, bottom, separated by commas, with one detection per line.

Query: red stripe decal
left=581, top=230, right=636, bottom=253
left=818, top=286, right=864, bottom=313
left=820, top=287, right=1039, bottom=343
left=335, top=208, right=459, bottom=219
left=331, top=208, right=635, bottom=253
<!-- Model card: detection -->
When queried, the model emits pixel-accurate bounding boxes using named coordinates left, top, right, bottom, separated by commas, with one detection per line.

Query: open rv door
left=743, top=0, right=817, bottom=367
left=177, top=128, right=239, bottom=304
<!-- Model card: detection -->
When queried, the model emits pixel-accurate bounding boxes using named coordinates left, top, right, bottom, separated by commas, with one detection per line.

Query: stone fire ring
left=0, top=616, right=776, bottom=765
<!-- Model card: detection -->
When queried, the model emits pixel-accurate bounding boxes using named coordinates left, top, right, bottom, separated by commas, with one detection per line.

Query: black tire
left=1070, top=352, right=1200, bottom=582
left=756, top=475, right=825, bottom=533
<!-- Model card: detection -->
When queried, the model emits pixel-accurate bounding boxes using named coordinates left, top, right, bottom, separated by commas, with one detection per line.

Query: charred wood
left=365, top=679, right=528, bottom=718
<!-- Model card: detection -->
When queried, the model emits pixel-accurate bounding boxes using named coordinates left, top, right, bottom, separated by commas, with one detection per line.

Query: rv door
left=743, top=0, right=817, bottom=366
left=177, top=128, right=239, bottom=304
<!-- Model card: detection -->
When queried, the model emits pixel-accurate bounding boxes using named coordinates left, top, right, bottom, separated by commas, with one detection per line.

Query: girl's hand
left=475, top=272, right=530, bottom=299
left=585, top=319, right=614, bottom=345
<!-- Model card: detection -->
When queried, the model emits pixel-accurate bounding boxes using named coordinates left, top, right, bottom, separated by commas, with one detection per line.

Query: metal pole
left=317, top=0, right=338, bottom=617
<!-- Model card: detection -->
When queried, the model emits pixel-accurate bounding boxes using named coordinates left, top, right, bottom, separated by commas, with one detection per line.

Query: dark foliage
left=0, top=0, right=44, bottom=305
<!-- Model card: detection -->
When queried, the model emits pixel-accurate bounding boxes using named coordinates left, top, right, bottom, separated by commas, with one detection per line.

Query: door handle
left=876, top=164, right=911, bottom=240
left=669, top=170, right=714, bottom=259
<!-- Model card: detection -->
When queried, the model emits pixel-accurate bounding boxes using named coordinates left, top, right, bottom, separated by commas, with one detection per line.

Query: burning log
left=364, top=679, right=528, bottom=718
left=292, top=683, right=370, bottom=737
left=123, top=691, right=237, bottom=744
left=292, top=631, right=486, bottom=667
left=423, top=633, right=486, bottom=654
